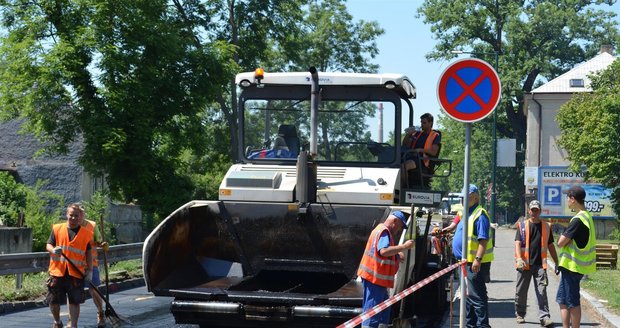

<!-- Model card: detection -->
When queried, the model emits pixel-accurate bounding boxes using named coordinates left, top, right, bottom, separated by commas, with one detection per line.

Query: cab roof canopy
left=235, top=71, right=416, bottom=99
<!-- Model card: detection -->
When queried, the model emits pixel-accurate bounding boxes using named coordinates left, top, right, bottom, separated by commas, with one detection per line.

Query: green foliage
left=0, top=272, right=48, bottom=302
left=0, top=173, right=64, bottom=251
left=582, top=267, right=620, bottom=312
left=291, top=0, right=383, bottom=73
left=419, top=0, right=619, bottom=219
left=557, top=59, right=620, bottom=216
left=23, top=180, right=64, bottom=252
left=0, top=0, right=236, bottom=222
left=0, top=0, right=383, bottom=228
left=432, top=116, right=492, bottom=198
left=0, top=172, right=27, bottom=226
left=610, top=227, right=620, bottom=241
left=82, top=191, right=117, bottom=245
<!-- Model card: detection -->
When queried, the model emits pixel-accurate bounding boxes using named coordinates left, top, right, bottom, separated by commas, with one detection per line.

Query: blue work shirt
left=452, top=204, right=490, bottom=259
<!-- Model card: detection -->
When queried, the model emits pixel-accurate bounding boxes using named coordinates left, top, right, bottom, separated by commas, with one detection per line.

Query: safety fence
left=337, top=260, right=465, bottom=328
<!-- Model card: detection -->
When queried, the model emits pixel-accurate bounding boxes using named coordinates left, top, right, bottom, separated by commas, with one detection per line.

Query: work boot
left=52, top=321, right=63, bottom=328
left=516, top=315, right=525, bottom=324
left=97, top=311, right=106, bottom=328
left=540, top=318, right=554, bottom=327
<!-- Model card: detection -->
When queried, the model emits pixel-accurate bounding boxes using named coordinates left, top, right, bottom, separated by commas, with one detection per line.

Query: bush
left=610, top=227, right=620, bottom=241
left=23, top=180, right=64, bottom=251
left=0, top=172, right=28, bottom=226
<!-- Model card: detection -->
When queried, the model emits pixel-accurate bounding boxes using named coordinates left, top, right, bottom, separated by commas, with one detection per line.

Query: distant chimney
left=600, top=44, right=614, bottom=54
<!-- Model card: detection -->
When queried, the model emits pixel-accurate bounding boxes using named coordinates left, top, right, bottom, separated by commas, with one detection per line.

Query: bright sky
left=346, top=0, right=620, bottom=128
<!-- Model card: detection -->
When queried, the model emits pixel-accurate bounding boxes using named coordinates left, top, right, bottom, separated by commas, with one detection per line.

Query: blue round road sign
left=437, top=58, right=501, bottom=122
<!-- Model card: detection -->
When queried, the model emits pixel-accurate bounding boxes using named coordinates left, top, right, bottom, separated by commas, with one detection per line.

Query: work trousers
left=515, top=264, right=550, bottom=320
left=466, top=261, right=491, bottom=328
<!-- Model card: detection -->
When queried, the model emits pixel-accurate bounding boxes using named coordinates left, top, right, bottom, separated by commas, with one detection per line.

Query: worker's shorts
left=46, top=274, right=85, bottom=305
left=91, top=266, right=101, bottom=286
left=556, top=267, right=583, bottom=309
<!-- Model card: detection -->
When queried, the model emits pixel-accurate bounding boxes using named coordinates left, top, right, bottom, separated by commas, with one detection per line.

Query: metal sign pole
left=459, top=123, right=472, bottom=327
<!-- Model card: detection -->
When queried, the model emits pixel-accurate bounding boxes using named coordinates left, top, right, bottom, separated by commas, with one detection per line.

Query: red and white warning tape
left=337, top=260, right=466, bottom=328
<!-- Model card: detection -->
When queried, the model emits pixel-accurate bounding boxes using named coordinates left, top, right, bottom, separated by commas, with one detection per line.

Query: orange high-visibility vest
left=357, top=224, right=399, bottom=288
left=83, top=219, right=99, bottom=268
left=516, top=219, right=549, bottom=270
left=48, top=222, right=93, bottom=278
left=408, top=130, right=439, bottom=168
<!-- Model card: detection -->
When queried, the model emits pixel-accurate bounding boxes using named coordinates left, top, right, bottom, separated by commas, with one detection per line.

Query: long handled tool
left=60, top=252, right=132, bottom=327
left=99, top=215, right=114, bottom=325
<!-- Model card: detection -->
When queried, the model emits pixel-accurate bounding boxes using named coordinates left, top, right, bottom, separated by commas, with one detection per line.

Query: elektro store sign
left=538, top=166, right=615, bottom=219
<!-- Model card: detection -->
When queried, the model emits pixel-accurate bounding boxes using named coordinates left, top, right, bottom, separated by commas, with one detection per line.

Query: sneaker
left=540, top=318, right=554, bottom=327
left=516, top=316, right=525, bottom=324
left=52, top=322, right=63, bottom=328
left=97, top=311, right=106, bottom=328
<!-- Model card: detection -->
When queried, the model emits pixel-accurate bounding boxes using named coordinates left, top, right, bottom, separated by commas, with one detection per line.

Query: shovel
left=60, top=252, right=132, bottom=327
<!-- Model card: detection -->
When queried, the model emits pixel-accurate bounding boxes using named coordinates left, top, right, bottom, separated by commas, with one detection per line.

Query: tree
left=419, top=0, right=618, bottom=216
left=0, top=172, right=27, bottom=226
left=0, top=0, right=384, bottom=224
left=0, top=0, right=236, bottom=219
left=557, top=59, right=620, bottom=216
left=194, top=0, right=383, bottom=161
left=432, top=116, right=493, bottom=200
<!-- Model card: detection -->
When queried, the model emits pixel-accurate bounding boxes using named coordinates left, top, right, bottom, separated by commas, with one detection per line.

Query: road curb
left=0, top=277, right=145, bottom=316
left=580, top=285, right=620, bottom=328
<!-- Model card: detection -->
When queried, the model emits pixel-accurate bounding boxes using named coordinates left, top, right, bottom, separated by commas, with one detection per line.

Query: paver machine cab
left=142, top=68, right=451, bottom=327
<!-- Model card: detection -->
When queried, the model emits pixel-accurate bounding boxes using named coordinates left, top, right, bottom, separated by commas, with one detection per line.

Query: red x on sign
left=437, top=58, right=501, bottom=123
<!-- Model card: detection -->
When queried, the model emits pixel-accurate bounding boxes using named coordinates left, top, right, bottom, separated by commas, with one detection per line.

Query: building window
left=569, top=79, right=584, bottom=88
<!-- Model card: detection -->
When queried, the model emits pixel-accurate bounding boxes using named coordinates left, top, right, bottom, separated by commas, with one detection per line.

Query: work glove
left=515, top=258, right=526, bottom=270
left=555, top=267, right=560, bottom=275
left=100, top=241, right=109, bottom=253
left=52, top=246, right=62, bottom=255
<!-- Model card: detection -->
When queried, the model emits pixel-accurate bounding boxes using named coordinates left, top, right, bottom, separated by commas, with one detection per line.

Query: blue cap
left=468, top=184, right=479, bottom=194
left=391, top=211, right=408, bottom=229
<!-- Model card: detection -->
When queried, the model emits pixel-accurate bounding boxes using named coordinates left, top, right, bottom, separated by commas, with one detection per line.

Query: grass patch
left=0, top=272, right=48, bottom=302
left=582, top=265, right=620, bottom=313
left=0, top=259, right=143, bottom=303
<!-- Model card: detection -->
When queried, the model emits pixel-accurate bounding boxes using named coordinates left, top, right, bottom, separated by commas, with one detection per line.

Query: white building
left=523, top=45, right=617, bottom=237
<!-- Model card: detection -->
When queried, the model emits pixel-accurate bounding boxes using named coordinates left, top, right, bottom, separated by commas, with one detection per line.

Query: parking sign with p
left=544, top=186, right=562, bottom=206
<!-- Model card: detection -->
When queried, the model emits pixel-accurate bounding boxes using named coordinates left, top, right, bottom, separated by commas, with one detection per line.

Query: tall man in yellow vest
left=451, top=184, right=493, bottom=328
left=514, top=200, right=559, bottom=327
left=357, top=211, right=414, bottom=328
left=402, top=113, right=440, bottom=187
left=46, top=203, right=94, bottom=328
left=556, top=185, right=596, bottom=328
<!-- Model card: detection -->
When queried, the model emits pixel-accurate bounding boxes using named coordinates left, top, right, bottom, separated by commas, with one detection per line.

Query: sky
left=346, top=0, right=620, bottom=128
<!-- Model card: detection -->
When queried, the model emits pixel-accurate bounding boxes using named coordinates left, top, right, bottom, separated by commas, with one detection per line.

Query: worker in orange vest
left=46, top=203, right=94, bottom=328
left=514, top=200, right=559, bottom=327
left=402, top=113, right=440, bottom=187
left=357, top=211, right=414, bottom=328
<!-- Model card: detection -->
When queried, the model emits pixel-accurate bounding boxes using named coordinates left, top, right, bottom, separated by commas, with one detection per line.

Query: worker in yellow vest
left=451, top=184, right=493, bottom=328
left=514, top=200, right=559, bottom=327
left=556, top=185, right=596, bottom=328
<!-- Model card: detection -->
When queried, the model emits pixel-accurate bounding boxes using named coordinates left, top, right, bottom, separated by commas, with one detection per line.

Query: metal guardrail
left=0, top=242, right=143, bottom=276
